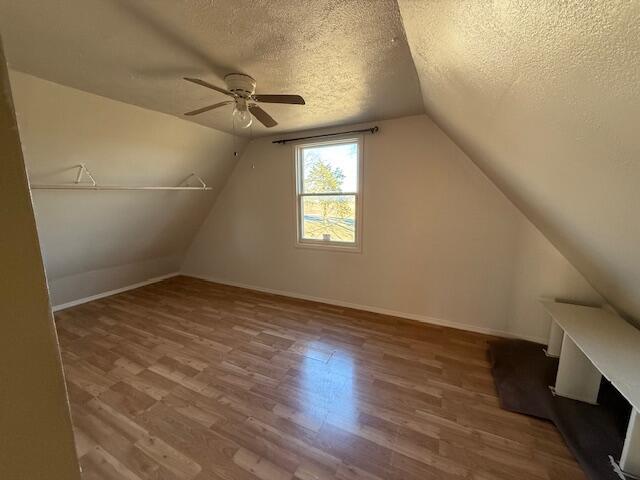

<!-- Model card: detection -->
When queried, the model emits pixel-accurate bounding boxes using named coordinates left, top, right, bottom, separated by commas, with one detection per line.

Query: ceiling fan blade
left=184, top=77, right=234, bottom=97
left=249, top=105, right=278, bottom=128
left=252, top=94, right=305, bottom=105
left=184, top=101, right=233, bottom=116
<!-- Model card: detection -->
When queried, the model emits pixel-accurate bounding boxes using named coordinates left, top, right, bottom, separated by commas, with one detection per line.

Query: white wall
left=9, top=71, right=246, bottom=306
left=398, top=1, right=640, bottom=323
left=0, top=41, right=80, bottom=480
left=183, top=115, right=601, bottom=342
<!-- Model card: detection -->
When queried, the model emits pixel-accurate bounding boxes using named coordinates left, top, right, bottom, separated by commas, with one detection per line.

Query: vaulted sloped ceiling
left=0, top=0, right=425, bottom=306
left=2, top=0, right=638, bottom=321
left=0, top=0, right=423, bottom=135
left=398, top=1, right=640, bottom=321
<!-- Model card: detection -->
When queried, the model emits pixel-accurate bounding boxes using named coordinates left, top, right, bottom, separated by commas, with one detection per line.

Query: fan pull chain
left=233, top=114, right=239, bottom=158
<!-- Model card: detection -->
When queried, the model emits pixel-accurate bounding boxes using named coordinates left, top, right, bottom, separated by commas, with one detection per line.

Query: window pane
left=301, top=195, right=356, bottom=243
left=302, top=142, right=358, bottom=193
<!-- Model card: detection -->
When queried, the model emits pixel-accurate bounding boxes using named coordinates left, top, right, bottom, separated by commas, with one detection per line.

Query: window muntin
left=295, top=137, right=362, bottom=250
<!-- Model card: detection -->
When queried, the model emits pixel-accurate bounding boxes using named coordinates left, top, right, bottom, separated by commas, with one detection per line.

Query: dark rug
left=488, top=339, right=632, bottom=480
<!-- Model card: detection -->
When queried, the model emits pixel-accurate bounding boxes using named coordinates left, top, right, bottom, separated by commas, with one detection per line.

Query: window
left=295, top=136, right=362, bottom=251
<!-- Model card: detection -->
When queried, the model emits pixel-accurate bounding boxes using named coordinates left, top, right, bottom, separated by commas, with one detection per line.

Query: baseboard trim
left=183, top=272, right=547, bottom=344
left=51, top=272, right=180, bottom=312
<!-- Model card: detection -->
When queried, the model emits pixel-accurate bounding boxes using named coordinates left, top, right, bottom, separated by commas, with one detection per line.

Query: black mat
left=488, top=339, right=632, bottom=480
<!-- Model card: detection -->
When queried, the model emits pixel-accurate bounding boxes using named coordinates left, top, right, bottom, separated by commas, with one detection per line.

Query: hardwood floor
left=55, top=276, right=586, bottom=480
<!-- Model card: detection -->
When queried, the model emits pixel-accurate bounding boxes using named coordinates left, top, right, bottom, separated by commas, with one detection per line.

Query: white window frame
left=294, top=135, right=363, bottom=252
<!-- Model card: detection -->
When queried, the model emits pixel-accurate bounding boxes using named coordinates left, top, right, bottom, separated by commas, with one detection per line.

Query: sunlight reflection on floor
left=299, top=341, right=357, bottom=429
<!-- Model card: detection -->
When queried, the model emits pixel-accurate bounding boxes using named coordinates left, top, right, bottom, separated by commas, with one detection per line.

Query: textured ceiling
left=0, top=0, right=423, bottom=136
left=398, top=1, right=640, bottom=321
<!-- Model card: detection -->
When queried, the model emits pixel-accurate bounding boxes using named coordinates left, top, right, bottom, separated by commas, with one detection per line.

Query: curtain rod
left=272, top=126, right=379, bottom=144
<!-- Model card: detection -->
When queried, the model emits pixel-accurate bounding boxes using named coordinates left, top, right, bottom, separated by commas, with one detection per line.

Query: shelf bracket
left=74, top=164, right=96, bottom=186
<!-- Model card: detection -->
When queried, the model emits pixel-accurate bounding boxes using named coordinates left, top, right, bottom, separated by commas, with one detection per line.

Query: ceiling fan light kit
left=233, top=98, right=252, bottom=128
left=183, top=73, right=305, bottom=128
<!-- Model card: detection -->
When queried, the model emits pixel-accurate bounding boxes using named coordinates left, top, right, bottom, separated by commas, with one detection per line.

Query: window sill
left=295, top=240, right=362, bottom=253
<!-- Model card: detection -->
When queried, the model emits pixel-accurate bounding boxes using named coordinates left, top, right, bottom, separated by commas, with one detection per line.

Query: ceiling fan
left=183, top=74, right=305, bottom=128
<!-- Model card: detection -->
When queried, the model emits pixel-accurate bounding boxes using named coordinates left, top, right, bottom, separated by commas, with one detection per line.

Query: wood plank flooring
left=55, top=276, right=586, bottom=480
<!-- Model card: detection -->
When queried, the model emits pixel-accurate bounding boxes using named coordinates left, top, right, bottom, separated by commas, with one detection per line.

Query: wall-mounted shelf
left=30, top=164, right=212, bottom=191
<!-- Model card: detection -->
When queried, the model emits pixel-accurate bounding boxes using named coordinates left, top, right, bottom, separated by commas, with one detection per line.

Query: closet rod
left=31, top=185, right=212, bottom=191
left=30, top=164, right=212, bottom=191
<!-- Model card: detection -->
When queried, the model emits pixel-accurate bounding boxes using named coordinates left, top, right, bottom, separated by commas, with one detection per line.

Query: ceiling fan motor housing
left=225, top=73, right=256, bottom=98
